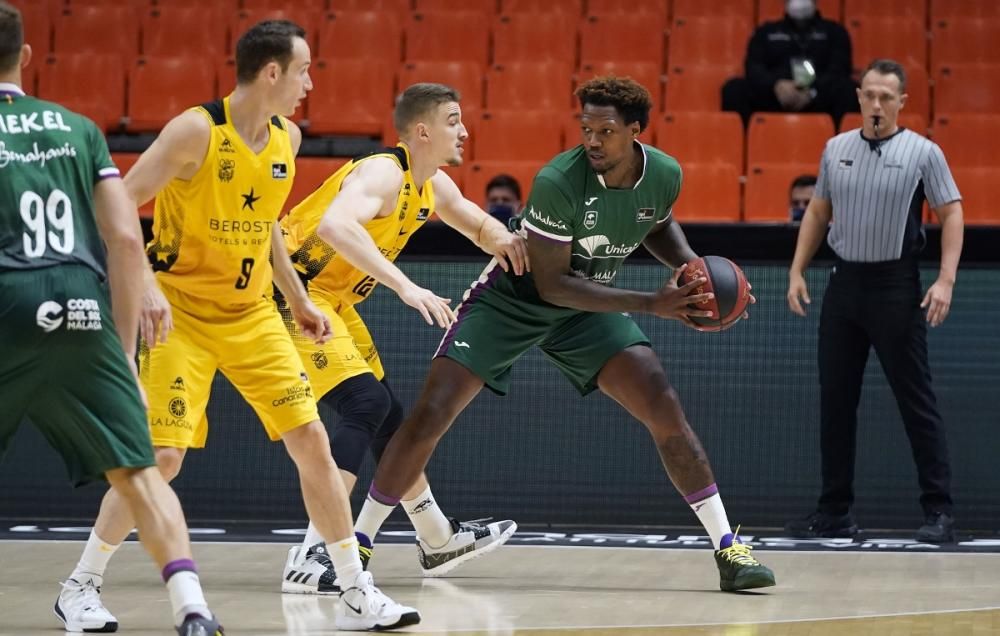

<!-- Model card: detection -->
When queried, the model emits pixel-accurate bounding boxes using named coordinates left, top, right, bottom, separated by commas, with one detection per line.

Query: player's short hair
left=0, top=2, right=24, bottom=74
left=394, top=83, right=461, bottom=134
left=235, top=20, right=307, bottom=85
left=790, top=174, right=817, bottom=192
left=486, top=174, right=522, bottom=201
left=861, top=59, right=907, bottom=94
left=575, top=76, right=653, bottom=133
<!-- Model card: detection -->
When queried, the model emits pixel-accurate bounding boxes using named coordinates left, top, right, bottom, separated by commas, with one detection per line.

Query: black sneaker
left=916, top=512, right=954, bottom=543
left=176, top=613, right=223, bottom=636
left=784, top=511, right=860, bottom=538
left=714, top=532, right=776, bottom=592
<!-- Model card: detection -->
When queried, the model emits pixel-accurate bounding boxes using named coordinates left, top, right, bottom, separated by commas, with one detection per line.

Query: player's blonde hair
left=393, top=83, right=461, bottom=134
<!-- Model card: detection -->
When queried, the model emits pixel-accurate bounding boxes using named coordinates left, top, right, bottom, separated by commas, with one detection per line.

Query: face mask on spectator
left=786, top=0, right=816, bottom=21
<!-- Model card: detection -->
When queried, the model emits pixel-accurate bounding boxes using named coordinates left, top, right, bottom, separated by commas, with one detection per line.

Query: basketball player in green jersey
left=353, top=77, right=776, bottom=592
left=0, top=4, right=223, bottom=633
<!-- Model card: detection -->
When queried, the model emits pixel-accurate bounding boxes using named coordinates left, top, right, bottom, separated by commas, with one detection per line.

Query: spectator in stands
left=722, top=0, right=858, bottom=126
left=485, top=173, right=522, bottom=223
left=789, top=174, right=816, bottom=222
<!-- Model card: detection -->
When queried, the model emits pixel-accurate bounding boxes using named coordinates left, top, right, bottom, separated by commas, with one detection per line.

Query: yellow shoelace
left=718, top=525, right=762, bottom=566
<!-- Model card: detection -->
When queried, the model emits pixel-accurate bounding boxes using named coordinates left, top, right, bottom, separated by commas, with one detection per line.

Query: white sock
left=354, top=495, right=397, bottom=542
left=165, top=570, right=210, bottom=626
left=328, top=535, right=363, bottom=588
left=688, top=492, right=732, bottom=550
left=70, top=530, right=120, bottom=583
left=301, top=522, right=325, bottom=552
left=402, top=486, right=453, bottom=549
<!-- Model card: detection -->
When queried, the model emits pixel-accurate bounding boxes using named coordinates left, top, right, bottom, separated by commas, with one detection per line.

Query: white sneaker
left=282, top=544, right=339, bottom=595
left=54, top=576, right=118, bottom=633
left=418, top=518, right=517, bottom=577
left=336, top=572, right=420, bottom=631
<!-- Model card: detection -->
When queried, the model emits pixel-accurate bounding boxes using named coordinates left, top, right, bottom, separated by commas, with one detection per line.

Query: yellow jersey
left=146, top=97, right=295, bottom=307
left=281, top=144, right=434, bottom=307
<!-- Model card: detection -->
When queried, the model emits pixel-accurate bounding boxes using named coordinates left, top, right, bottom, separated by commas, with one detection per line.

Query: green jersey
left=0, top=85, right=118, bottom=276
left=498, top=143, right=681, bottom=302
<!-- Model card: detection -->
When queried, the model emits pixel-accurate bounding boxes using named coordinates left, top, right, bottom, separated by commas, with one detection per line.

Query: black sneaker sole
left=721, top=573, right=777, bottom=592
left=372, top=610, right=421, bottom=631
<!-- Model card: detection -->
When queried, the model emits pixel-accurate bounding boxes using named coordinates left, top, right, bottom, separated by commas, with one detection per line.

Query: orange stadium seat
left=142, top=7, right=227, bottom=58
left=587, top=0, right=668, bottom=19
left=758, top=0, right=841, bottom=22
left=577, top=61, right=663, bottom=112
left=306, top=59, right=394, bottom=136
left=36, top=54, right=125, bottom=132
left=579, top=13, right=666, bottom=67
left=931, top=115, right=1000, bottom=168
left=16, top=3, right=51, bottom=57
left=486, top=61, right=575, bottom=112
left=491, top=13, right=577, bottom=65
left=284, top=158, right=350, bottom=214
left=930, top=0, right=1000, bottom=20
left=404, top=11, right=492, bottom=66
left=667, top=16, right=751, bottom=69
left=948, top=167, right=999, bottom=224
left=109, top=153, right=152, bottom=218
left=53, top=5, right=139, bottom=58
left=127, top=56, right=215, bottom=132
left=663, top=64, right=740, bottom=112
left=415, top=0, right=498, bottom=12
left=465, top=161, right=543, bottom=205
left=653, top=112, right=744, bottom=170
left=474, top=110, right=562, bottom=161
left=843, top=0, right=927, bottom=21
left=398, top=61, right=485, bottom=116
left=328, top=0, right=411, bottom=11
left=839, top=112, right=928, bottom=134
left=669, top=0, right=752, bottom=23
left=931, top=18, right=999, bottom=67
left=500, top=0, right=582, bottom=15
left=241, top=0, right=327, bottom=10
left=934, top=64, right=1000, bottom=114
left=847, top=18, right=927, bottom=72
left=229, top=8, right=321, bottom=53
left=670, top=162, right=741, bottom=222
left=317, top=12, right=402, bottom=64
left=744, top=163, right=819, bottom=222
left=747, top=113, right=835, bottom=165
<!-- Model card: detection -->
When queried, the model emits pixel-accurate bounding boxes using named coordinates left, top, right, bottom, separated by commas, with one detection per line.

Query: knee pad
left=371, top=379, right=404, bottom=464
left=319, top=374, right=391, bottom=475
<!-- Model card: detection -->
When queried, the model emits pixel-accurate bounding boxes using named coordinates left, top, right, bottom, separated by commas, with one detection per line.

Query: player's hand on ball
left=399, top=283, right=456, bottom=328
left=293, top=300, right=333, bottom=345
left=140, top=280, right=174, bottom=347
left=650, top=263, right=714, bottom=323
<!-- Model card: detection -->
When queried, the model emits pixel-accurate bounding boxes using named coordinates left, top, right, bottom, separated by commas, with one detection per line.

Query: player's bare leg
left=598, top=345, right=775, bottom=591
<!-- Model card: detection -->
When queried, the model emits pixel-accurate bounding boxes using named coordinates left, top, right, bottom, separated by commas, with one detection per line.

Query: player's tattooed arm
left=642, top=218, right=698, bottom=268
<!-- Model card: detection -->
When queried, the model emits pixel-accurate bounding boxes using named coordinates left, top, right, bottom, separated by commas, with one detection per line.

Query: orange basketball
left=679, top=256, right=751, bottom=332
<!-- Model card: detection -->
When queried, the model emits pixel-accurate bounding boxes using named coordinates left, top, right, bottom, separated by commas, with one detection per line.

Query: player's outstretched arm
left=642, top=217, right=698, bottom=268
left=316, top=158, right=455, bottom=328
left=787, top=196, right=832, bottom=316
left=430, top=170, right=529, bottom=275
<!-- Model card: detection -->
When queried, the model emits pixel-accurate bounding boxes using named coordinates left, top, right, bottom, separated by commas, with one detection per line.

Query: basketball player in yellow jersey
left=59, top=21, right=419, bottom=633
left=278, top=83, right=527, bottom=590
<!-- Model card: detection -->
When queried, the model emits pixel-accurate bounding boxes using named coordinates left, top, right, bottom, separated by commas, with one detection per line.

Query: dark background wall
left=3, top=253, right=998, bottom=532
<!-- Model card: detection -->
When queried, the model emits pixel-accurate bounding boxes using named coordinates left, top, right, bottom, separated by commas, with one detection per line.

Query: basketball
left=679, top=256, right=751, bottom=332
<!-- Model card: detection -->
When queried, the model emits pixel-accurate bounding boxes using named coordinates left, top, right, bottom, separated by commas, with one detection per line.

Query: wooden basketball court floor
left=1, top=540, right=997, bottom=635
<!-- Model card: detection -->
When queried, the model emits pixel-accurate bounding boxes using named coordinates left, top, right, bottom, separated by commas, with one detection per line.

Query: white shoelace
left=59, top=578, right=104, bottom=613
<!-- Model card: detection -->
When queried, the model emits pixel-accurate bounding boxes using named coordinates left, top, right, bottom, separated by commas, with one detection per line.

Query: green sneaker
left=714, top=531, right=776, bottom=592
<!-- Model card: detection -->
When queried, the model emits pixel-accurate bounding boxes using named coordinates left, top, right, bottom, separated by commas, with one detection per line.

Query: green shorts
left=435, top=285, right=650, bottom=396
left=0, top=265, right=156, bottom=485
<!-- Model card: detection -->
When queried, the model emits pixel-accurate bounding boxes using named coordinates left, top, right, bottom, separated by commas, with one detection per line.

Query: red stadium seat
left=500, top=0, right=582, bottom=15
left=404, top=11, right=492, bottom=66
left=317, top=11, right=402, bottom=64
left=142, top=7, right=227, bottom=58
left=397, top=61, right=485, bottom=116
left=934, top=64, right=1000, bottom=114
left=577, top=61, right=663, bottom=113
left=758, top=0, right=841, bottom=22
left=127, top=56, right=215, bottom=132
left=284, top=158, right=350, bottom=215
left=669, top=0, right=752, bottom=23
left=653, top=111, right=744, bottom=171
left=747, top=113, right=835, bottom=165
left=670, top=162, right=742, bottom=222
left=328, top=0, right=410, bottom=11
left=37, top=54, right=125, bottom=131
left=579, top=13, right=666, bottom=68
left=306, top=59, right=394, bottom=136
left=53, top=5, right=139, bottom=58
left=667, top=16, right=751, bottom=69
left=947, top=167, right=999, bottom=224
left=474, top=110, right=562, bottom=161
left=486, top=61, right=575, bottom=112
left=664, top=64, right=740, bottom=112
left=491, top=13, right=577, bottom=65
left=931, top=115, right=1000, bottom=168
left=744, top=163, right=819, bottom=222
left=465, top=161, right=543, bottom=206
left=587, top=0, right=668, bottom=19
left=847, top=17, right=927, bottom=72
left=17, top=3, right=51, bottom=57
left=931, top=18, right=999, bottom=67
left=930, top=0, right=1000, bottom=20
left=843, top=0, right=927, bottom=20
left=839, top=112, right=928, bottom=135
left=415, top=0, right=497, bottom=12
left=241, top=0, right=327, bottom=9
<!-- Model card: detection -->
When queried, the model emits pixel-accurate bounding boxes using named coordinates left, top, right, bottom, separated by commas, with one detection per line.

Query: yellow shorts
left=275, top=286, right=384, bottom=398
left=140, top=282, right=320, bottom=448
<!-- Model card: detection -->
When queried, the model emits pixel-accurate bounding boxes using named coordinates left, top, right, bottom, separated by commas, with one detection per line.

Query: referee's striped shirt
left=815, top=127, right=962, bottom=263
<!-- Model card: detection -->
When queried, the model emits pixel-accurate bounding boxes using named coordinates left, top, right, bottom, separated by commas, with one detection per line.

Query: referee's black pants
left=816, top=258, right=953, bottom=517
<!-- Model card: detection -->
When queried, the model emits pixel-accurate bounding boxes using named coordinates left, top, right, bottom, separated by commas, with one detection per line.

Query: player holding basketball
left=0, top=4, right=224, bottom=634
left=351, top=77, right=776, bottom=592
left=57, top=20, right=418, bottom=632
left=278, top=82, right=525, bottom=590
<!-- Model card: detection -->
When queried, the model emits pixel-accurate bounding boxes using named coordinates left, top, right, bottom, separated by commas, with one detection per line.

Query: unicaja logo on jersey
left=577, top=235, right=640, bottom=259
left=36, top=300, right=64, bottom=332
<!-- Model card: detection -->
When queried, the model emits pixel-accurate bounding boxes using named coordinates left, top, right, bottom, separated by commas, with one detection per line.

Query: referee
left=784, top=59, right=964, bottom=543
